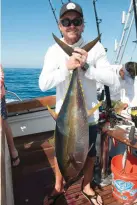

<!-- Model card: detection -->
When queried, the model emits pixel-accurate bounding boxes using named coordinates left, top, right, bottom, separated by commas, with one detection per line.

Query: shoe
left=81, top=179, right=103, bottom=205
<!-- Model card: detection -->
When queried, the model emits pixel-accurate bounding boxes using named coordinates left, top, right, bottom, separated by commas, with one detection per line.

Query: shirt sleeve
left=94, top=43, right=110, bottom=68
left=39, top=46, right=69, bottom=92
left=85, top=65, right=122, bottom=86
left=85, top=42, right=122, bottom=87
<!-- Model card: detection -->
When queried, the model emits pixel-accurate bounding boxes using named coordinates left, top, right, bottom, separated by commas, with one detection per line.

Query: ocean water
left=4, top=68, right=56, bottom=103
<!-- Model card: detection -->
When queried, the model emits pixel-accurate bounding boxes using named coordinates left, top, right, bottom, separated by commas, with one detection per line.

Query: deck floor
left=12, top=131, right=136, bottom=205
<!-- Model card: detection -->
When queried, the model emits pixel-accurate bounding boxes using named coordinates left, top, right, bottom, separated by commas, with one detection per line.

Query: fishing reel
left=98, top=101, right=133, bottom=129
left=98, top=88, right=136, bottom=129
left=131, top=106, right=137, bottom=128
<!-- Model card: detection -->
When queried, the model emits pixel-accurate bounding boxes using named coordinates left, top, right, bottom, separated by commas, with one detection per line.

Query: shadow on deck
left=12, top=131, right=129, bottom=205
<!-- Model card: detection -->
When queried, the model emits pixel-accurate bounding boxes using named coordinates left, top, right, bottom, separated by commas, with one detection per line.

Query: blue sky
left=2, top=0, right=136, bottom=68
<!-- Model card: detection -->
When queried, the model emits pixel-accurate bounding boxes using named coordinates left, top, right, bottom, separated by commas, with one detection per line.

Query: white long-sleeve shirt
left=113, top=76, right=137, bottom=119
left=39, top=37, right=122, bottom=123
left=109, top=71, right=137, bottom=106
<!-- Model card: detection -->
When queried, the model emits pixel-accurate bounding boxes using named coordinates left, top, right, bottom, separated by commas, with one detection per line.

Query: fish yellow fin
left=87, top=101, right=102, bottom=117
left=46, top=104, right=58, bottom=120
left=114, top=102, right=128, bottom=114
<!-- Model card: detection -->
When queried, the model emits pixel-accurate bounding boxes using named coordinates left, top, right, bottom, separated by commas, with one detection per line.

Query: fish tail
left=64, top=171, right=83, bottom=191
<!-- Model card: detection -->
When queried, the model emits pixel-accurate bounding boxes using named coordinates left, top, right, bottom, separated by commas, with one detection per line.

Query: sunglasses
left=60, top=18, right=83, bottom=27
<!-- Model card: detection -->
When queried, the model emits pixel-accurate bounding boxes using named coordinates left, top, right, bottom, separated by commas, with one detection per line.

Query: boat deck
left=12, top=131, right=128, bottom=205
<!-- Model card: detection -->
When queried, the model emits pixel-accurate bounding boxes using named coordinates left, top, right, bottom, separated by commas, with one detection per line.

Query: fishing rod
left=60, top=0, right=64, bottom=5
left=92, top=0, right=113, bottom=185
left=48, top=0, right=63, bottom=37
left=93, top=0, right=102, bottom=43
left=92, top=0, right=111, bottom=109
left=61, top=0, right=71, bottom=4
left=48, top=0, right=71, bottom=37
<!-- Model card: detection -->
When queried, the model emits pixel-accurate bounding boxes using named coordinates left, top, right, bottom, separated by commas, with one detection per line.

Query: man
left=109, top=62, right=137, bottom=159
left=117, top=62, right=137, bottom=107
left=110, top=61, right=137, bottom=117
left=39, top=2, right=124, bottom=205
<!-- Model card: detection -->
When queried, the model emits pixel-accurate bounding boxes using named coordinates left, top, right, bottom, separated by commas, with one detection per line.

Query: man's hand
left=66, top=47, right=88, bottom=70
left=119, top=68, right=125, bottom=80
left=66, top=55, right=81, bottom=70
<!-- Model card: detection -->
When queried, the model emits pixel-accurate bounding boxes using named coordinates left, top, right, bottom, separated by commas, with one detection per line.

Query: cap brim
left=60, top=10, right=83, bottom=18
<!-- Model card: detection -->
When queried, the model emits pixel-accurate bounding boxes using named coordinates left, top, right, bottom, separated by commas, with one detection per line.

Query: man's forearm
left=85, top=65, right=122, bottom=87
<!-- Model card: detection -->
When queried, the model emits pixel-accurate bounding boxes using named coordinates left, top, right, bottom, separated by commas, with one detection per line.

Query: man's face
left=59, top=11, right=84, bottom=44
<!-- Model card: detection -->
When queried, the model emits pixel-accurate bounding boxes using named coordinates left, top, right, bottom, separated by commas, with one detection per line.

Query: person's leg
left=82, top=124, right=103, bottom=205
left=4, top=120, right=16, bottom=152
left=53, top=156, right=64, bottom=193
left=3, top=120, right=20, bottom=166
left=83, top=155, right=96, bottom=193
left=1, top=96, right=20, bottom=166
left=44, top=157, right=64, bottom=205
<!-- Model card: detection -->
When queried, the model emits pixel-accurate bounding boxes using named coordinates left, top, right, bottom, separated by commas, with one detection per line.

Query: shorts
left=88, top=124, right=98, bottom=157
left=0, top=96, right=7, bottom=120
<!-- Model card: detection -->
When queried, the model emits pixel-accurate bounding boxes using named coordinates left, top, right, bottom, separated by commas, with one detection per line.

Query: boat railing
left=6, top=90, right=22, bottom=102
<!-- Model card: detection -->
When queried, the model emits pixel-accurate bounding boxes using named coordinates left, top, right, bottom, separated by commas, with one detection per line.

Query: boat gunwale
left=6, top=95, right=56, bottom=113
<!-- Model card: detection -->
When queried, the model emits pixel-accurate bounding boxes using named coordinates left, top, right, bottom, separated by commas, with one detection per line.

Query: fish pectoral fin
left=69, top=154, right=80, bottom=170
left=87, top=101, right=102, bottom=117
left=46, top=104, right=58, bottom=120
